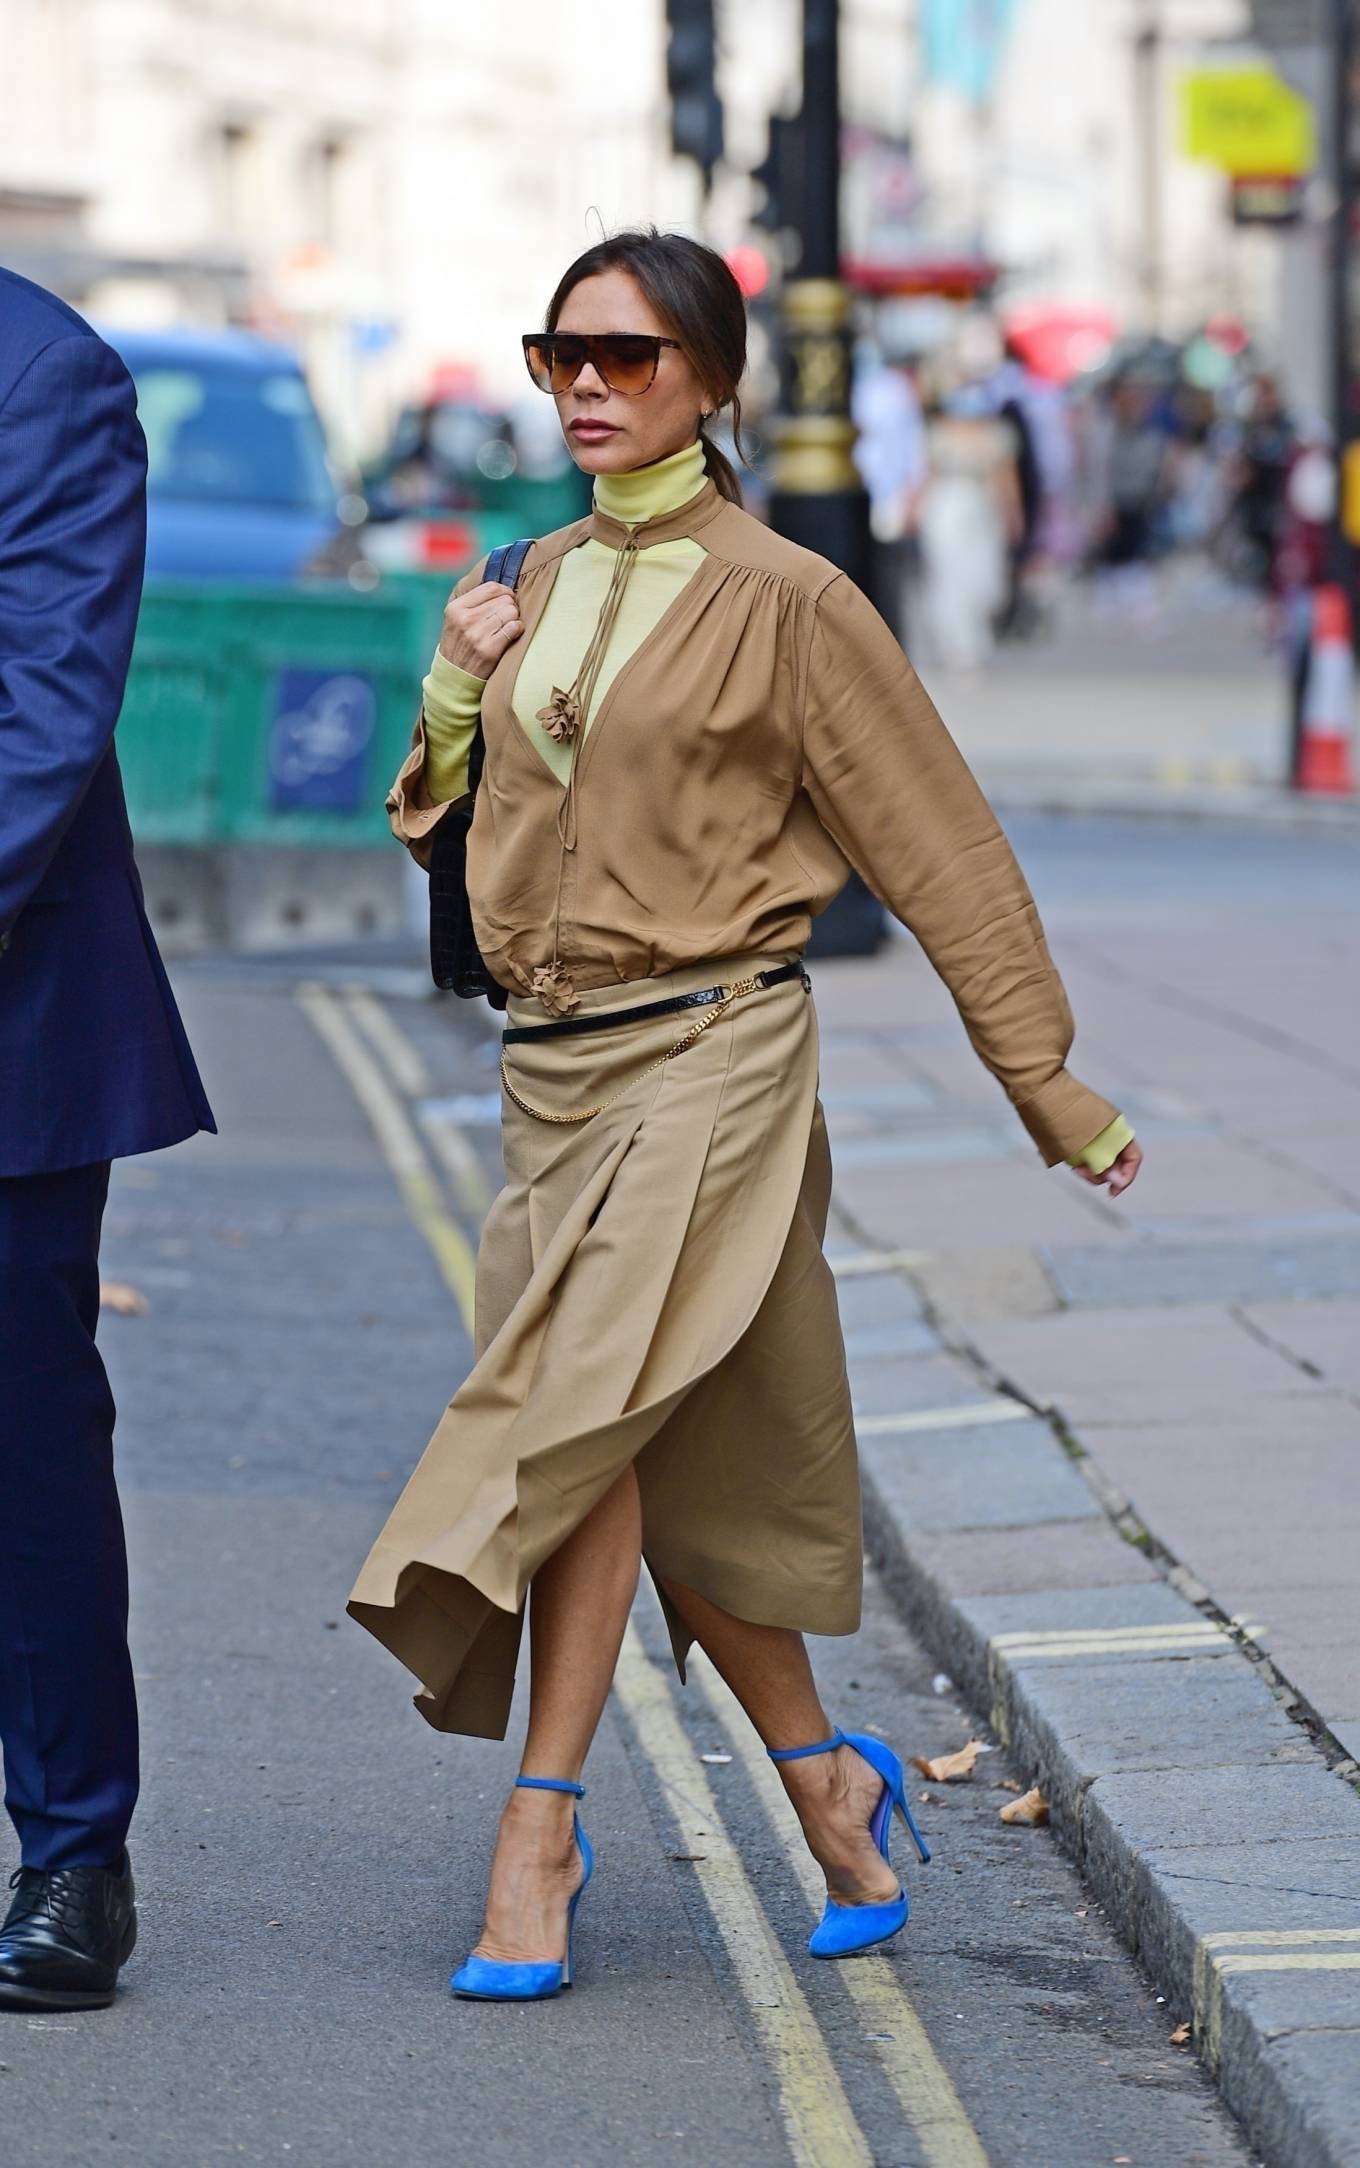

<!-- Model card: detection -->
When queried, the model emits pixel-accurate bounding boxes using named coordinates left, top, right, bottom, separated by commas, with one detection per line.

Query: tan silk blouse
left=388, top=479, right=1119, bottom=1166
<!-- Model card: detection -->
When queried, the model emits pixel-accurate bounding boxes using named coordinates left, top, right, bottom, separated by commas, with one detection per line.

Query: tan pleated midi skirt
left=348, top=950, right=862, bottom=1737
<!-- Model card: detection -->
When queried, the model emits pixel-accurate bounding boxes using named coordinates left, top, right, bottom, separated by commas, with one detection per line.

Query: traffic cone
left=1296, top=584, right=1357, bottom=794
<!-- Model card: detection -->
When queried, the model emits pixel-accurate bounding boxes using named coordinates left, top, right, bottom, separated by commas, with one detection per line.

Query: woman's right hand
left=438, top=580, right=524, bottom=679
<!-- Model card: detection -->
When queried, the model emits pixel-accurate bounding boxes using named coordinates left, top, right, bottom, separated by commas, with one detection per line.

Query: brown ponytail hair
left=542, top=227, right=750, bottom=505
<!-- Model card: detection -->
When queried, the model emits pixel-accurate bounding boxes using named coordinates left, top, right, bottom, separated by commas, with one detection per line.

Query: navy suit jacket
left=0, top=268, right=214, bottom=1175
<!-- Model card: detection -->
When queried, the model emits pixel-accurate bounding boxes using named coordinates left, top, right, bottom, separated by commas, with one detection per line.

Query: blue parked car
left=103, top=325, right=344, bottom=582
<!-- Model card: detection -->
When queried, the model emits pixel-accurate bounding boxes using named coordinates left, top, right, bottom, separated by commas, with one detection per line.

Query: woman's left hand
left=1073, top=1140, right=1143, bottom=1197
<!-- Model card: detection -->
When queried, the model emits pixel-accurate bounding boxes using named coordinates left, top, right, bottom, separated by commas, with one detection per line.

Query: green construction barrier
left=117, top=582, right=432, bottom=848
left=379, top=569, right=479, bottom=671
left=118, top=486, right=581, bottom=850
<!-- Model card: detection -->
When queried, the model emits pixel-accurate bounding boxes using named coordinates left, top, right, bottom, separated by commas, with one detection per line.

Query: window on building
left=216, top=122, right=256, bottom=240
left=306, top=135, right=347, bottom=248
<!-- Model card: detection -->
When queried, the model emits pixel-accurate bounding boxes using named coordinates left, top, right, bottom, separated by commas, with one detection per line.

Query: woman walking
left=350, top=229, right=1141, bottom=2001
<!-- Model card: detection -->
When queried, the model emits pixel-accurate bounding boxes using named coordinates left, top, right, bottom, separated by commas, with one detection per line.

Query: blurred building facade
left=0, top=0, right=1306, bottom=446
left=721, top=2, right=1281, bottom=353
left=914, top=0, right=1275, bottom=331
left=0, top=0, right=689, bottom=455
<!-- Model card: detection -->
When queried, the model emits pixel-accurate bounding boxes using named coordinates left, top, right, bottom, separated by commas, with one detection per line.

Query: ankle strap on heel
left=767, top=1728, right=847, bottom=1765
left=515, top=1775, right=586, bottom=1797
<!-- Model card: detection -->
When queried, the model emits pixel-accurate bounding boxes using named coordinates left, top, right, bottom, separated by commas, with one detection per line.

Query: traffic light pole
left=767, top=0, right=873, bottom=590
left=767, top=0, right=884, bottom=951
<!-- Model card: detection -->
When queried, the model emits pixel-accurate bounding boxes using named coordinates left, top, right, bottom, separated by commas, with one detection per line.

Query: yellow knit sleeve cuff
left=1069, top=1113, right=1135, bottom=1175
left=422, top=648, right=486, bottom=805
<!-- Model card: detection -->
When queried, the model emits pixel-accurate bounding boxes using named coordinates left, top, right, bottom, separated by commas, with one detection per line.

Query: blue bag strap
left=483, top=536, right=535, bottom=592
left=464, top=537, right=533, bottom=806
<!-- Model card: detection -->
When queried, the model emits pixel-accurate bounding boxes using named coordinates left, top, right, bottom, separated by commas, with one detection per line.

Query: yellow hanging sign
left=1180, top=66, right=1317, bottom=178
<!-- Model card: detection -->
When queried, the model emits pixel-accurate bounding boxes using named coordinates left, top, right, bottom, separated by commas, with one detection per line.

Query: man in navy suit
left=0, top=268, right=215, bottom=2008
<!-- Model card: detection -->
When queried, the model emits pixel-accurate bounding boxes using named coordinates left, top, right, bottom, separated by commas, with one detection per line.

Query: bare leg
left=474, top=1465, right=640, bottom=1964
left=659, top=1575, right=898, bottom=1908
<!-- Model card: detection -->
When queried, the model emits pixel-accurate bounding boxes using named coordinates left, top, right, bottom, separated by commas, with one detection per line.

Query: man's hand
left=438, top=580, right=524, bottom=678
left=1073, top=1139, right=1143, bottom=1197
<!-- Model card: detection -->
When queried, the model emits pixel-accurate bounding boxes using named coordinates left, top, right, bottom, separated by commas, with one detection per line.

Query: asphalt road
left=0, top=816, right=1303, bottom=2168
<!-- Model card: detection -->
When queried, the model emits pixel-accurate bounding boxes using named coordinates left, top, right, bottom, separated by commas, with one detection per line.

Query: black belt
left=501, top=960, right=810, bottom=1044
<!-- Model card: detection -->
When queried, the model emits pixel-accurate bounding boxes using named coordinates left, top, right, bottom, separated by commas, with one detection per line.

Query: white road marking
left=831, top=1248, right=931, bottom=1278
left=855, top=1400, right=1035, bottom=1435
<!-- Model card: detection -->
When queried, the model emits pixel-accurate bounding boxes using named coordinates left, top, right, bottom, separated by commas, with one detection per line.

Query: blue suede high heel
left=449, top=1777, right=593, bottom=2002
left=769, top=1728, right=930, bottom=1959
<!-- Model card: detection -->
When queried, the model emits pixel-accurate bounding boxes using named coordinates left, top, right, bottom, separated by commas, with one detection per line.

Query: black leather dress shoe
left=0, top=1857, right=137, bottom=2010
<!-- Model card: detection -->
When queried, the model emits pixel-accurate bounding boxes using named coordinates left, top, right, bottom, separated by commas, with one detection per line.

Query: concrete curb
left=834, top=1260, right=1360, bottom=2168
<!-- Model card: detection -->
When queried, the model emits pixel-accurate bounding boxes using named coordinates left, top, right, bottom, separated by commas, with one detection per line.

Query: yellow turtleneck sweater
left=422, top=440, right=707, bottom=798
left=417, top=438, right=1133, bottom=1179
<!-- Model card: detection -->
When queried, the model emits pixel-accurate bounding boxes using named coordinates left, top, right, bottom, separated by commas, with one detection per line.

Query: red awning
left=1002, top=304, right=1118, bottom=384
left=843, top=255, right=997, bottom=300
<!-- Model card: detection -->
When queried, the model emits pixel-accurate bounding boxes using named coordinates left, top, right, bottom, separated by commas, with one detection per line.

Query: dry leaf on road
left=911, top=1740, right=981, bottom=1783
left=100, top=1281, right=149, bottom=1317
left=997, top=1778, right=1024, bottom=1793
left=999, top=1786, right=1050, bottom=1826
left=1170, top=2022, right=1191, bottom=2045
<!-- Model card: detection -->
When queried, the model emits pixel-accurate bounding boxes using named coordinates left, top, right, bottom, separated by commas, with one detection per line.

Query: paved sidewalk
left=932, top=567, right=1359, bottom=828
left=809, top=812, right=1360, bottom=2167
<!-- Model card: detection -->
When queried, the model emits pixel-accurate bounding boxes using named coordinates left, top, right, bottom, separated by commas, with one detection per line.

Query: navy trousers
left=0, top=1162, right=138, bottom=1869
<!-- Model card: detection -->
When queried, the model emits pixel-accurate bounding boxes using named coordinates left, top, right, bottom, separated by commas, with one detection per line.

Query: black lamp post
left=766, top=0, right=885, bottom=952
left=767, top=0, right=873, bottom=591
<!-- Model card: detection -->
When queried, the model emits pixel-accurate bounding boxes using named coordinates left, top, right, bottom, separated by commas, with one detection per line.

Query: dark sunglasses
left=522, top=332, right=682, bottom=397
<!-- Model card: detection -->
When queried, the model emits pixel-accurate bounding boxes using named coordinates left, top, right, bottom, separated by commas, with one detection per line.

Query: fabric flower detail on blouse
left=536, top=687, right=582, bottom=744
left=529, top=960, right=579, bottom=1017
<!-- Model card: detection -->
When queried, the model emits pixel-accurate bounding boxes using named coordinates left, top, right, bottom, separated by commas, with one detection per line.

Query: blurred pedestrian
left=1228, top=372, right=1296, bottom=594
left=0, top=270, right=215, bottom=2011
left=356, top=227, right=1140, bottom=2005
left=917, top=376, right=1021, bottom=670
left=852, top=343, right=927, bottom=644
left=987, top=344, right=1049, bottom=639
left=1088, top=377, right=1173, bottom=621
left=1277, top=426, right=1335, bottom=603
left=1163, top=383, right=1222, bottom=552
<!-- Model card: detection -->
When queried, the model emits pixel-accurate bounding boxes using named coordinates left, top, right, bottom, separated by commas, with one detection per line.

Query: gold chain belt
left=500, top=976, right=764, bottom=1125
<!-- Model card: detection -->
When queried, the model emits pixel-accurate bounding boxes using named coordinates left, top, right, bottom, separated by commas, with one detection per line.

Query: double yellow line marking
left=613, top=1627, right=875, bottom=2168
left=690, top=1646, right=987, bottom=2167
left=614, top=1629, right=988, bottom=2167
left=298, top=983, right=479, bottom=1332
left=302, top=979, right=992, bottom=2168
left=1193, top=1929, right=1360, bottom=2067
left=989, top=1620, right=1246, bottom=1663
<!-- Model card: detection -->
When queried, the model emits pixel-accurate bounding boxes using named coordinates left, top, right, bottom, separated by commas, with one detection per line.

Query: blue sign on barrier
left=269, top=669, right=377, bottom=814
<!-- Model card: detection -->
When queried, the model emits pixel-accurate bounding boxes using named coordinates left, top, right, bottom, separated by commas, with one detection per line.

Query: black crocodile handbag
left=427, top=536, right=534, bottom=1006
